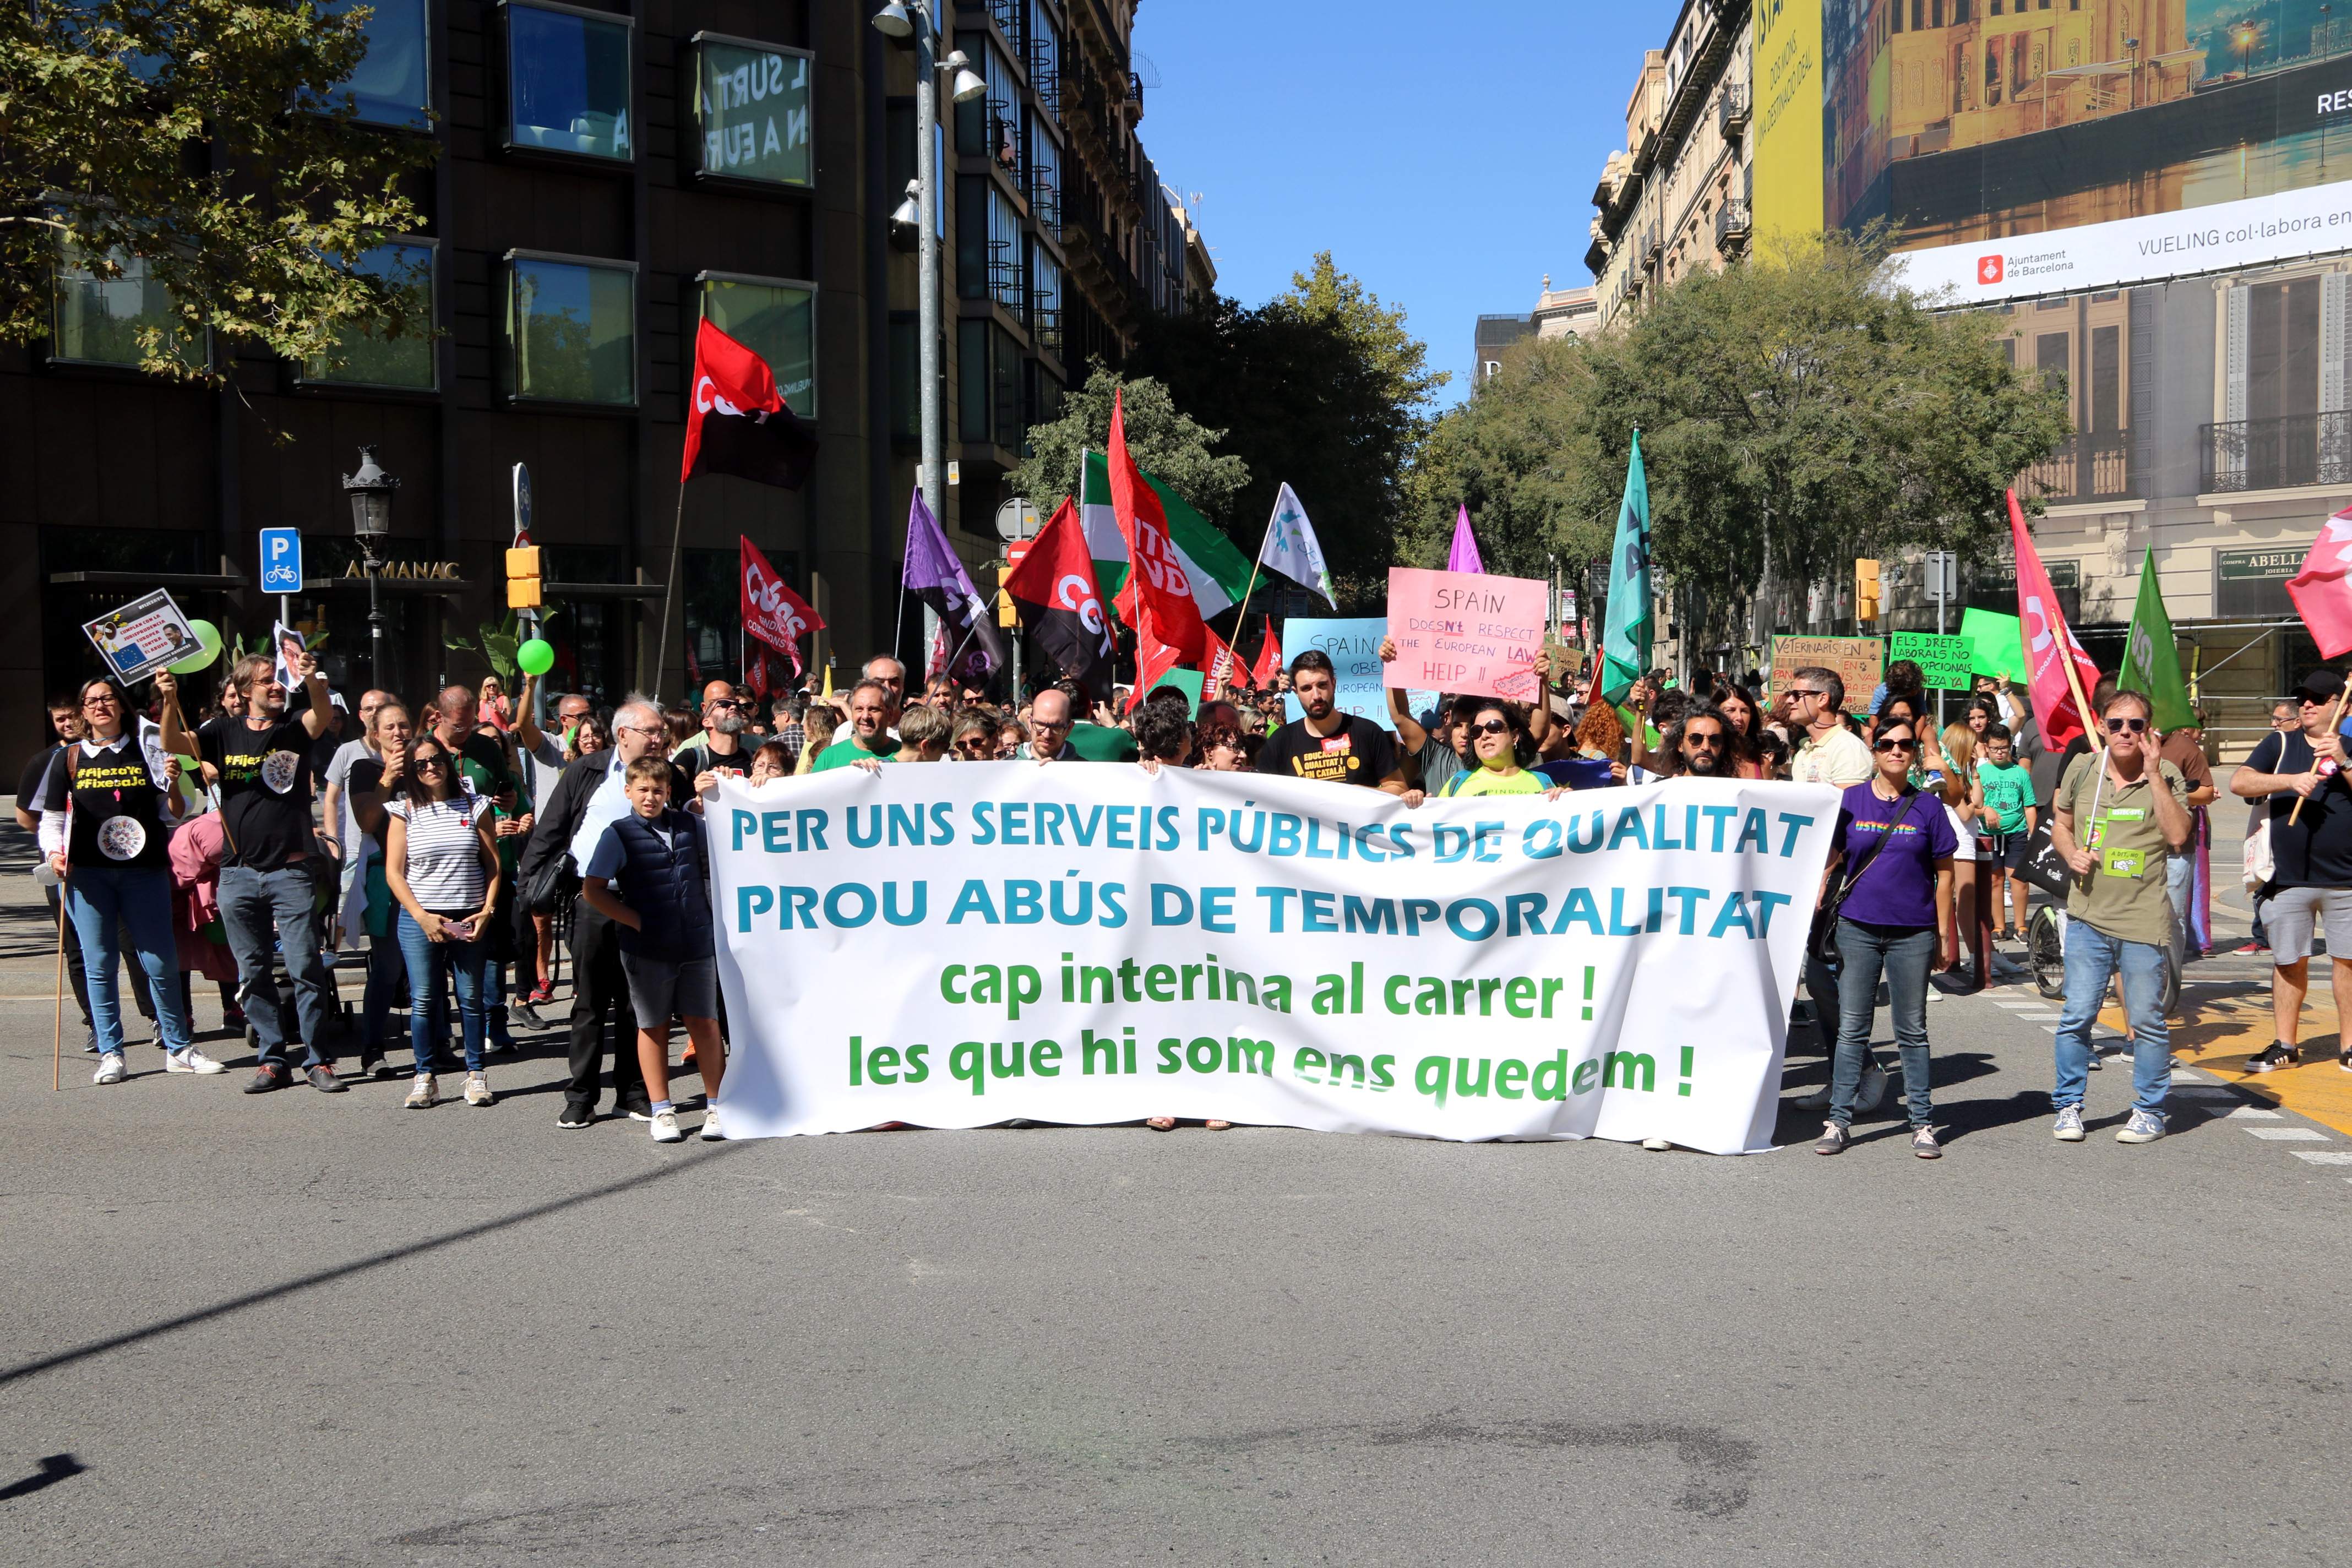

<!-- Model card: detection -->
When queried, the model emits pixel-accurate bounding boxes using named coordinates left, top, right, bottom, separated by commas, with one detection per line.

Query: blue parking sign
left=259, top=528, right=302, bottom=594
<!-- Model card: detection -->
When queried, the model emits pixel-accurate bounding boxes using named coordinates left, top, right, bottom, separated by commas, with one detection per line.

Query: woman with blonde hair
left=1936, top=721, right=1989, bottom=977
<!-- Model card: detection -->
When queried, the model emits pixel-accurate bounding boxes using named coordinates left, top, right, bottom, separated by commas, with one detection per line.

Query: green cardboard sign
left=1890, top=631, right=1974, bottom=690
left=1958, top=608, right=2026, bottom=683
left=1148, top=666, right=1204, bottom=716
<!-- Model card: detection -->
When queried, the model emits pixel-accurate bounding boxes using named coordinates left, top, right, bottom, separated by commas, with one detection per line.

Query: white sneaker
left=650, top=1109, right=684, bottom=1143
left=463, top=1072, right=493, bottom=1107
left=1640, top=1136, right=1670, bottom=1151
left=1855, top=1064, right=1890, bottom=1114
left=404, top=1074, right=437, bottom=1109
left=92, top=1051, right=127, bottom=1085
left=2053, top=1104, right=2086, bottom=1142
left=167, top=1046, right=226, bottom=1075
left=700, top=1107, right=725, bottom=1142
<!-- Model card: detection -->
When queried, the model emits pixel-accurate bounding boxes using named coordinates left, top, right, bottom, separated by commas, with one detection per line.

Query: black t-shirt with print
left=37, top=735, right=171, bottom=871
left=198, top=713, right=317, bottom=872
left=1254, top=714, right=1400, bottom=788
left=2247, top=729, right=2352, bottom=888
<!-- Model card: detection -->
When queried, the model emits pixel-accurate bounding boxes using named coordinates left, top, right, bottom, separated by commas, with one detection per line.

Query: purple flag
left=1447, top=504, right=1484, bottom=574
left=901, top=489, right=1007, bottom=684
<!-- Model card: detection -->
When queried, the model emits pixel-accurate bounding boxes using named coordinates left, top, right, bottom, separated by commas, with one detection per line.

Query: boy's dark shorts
left=618, top=951, right=718, bottom=1024
left=1993, top=831, right=2031, bottom=870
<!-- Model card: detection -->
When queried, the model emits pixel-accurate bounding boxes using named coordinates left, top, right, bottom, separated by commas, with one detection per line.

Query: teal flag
left=1599, top=430, right=1652, bottom=703
left=2119, top=550, right=2195, bottom=732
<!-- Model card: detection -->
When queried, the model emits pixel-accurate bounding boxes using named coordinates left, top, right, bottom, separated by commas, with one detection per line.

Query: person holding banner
left=2050, top=692, right=2193, bottom=1143
left=1435, top=703, right=1542, bottom=798
left=2228, top=671, right=2352, bottom=1075
left=38, top=678, right=216, bottom=1083
left=159, top=655, right=346, bottom=1094
left=1256, top=651, right=1406, bottom=792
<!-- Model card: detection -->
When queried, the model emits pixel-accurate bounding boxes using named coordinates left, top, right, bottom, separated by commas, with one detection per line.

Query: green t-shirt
left=812, top=732, right=899, bottom=772
left=1440, top=765, right=1544, bottom=797
left=1063, top=721, right=1140, bottom=763
left=2056, top=754, right=2188, bottom=947
left=1978, top=759, right=2037, bottom=835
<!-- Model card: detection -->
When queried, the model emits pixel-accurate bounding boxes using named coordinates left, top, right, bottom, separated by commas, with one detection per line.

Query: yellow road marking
left=2107, top=982, right=2352, bottom=1137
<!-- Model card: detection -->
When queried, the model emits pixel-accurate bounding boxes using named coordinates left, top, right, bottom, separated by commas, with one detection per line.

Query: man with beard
left=1656, top=706, right=1740, bottom=780
left=674, top=678, right=754, bottom=796
left=1254, top=649, right=1406, bottom=793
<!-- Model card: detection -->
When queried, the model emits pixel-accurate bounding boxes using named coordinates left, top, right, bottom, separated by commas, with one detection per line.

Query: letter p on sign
left=259, top=527, right=302, bottom=594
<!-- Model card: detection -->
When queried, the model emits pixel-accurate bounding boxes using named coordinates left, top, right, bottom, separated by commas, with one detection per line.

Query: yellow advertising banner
left=1751, top=0, right=1823, bottom=240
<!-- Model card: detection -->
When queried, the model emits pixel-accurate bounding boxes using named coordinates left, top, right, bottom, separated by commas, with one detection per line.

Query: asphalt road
left=2, top=836, right=2348, bottom=1565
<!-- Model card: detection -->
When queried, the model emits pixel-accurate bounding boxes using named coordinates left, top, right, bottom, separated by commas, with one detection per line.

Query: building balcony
left=2024, top=429, right=2136, bottom=504
left=1717, top=80, right=1750, bottom=139
left=1714, top=199, right=1751, bottom=256
left=1640, top=226, right=1662, bottom=266
left=2202, top=412, right=2352, bottom=494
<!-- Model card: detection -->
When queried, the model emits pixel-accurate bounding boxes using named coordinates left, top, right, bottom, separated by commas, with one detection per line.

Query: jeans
left=64, top=866, right=191, bottom=1057
left=360, top=934, right=407, bottom=1055
left=2053, top=918, right=2170, bottom=1114
left=1829, top=919, right=1936, bottom=1129
left=395, top=908, right=492, bottom=1074
left=218, top=863, right=334, bottom=1070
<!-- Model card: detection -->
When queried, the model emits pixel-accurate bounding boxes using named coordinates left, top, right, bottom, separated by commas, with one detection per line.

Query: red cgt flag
left=741, top=535, right=823, bottom=683
left=2288, top=503, right=2352, bottom=659
left=2008, top=489, right=2102, bottom=749
left=683, top=319, right=818, bottom=489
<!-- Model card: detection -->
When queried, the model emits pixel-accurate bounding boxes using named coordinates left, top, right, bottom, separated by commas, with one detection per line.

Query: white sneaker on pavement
left=167, top=1046, right=226, bottom=1075
left=651, top=1109, right=684, bottom=1143
left=464, top=1071, right=493, bottom=1107
left=93, top=1051, right=127, bottom=1085
left=404, top=1074, right=437, bottom=1109
left=2053, top=1104, right=2086, bottom=1142
left=700, top=1107, right=725, bottom=1142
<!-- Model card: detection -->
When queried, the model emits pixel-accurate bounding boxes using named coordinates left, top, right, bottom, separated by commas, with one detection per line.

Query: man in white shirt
left=1788, top=667, right=1872, bottom=788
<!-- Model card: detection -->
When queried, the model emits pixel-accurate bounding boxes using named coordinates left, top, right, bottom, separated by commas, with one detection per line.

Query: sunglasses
left=2103, top=717, right=2149, bottom=734
left=1469, top=718, right=1511, bottom=737
left=413, top=754, right=448, bottom=769
left=2299, top=696, right=2334, bottom=707
left=1683, top=732, right=1723, bottom=748
left=1872, top=737, right=1915, bottom=753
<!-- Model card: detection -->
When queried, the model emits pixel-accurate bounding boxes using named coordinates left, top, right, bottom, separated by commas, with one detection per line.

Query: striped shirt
left=388, top=795, right=491, bottom=911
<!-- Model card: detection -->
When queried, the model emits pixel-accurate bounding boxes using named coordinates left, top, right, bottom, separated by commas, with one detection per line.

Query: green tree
left=1008, top=363, right=1249, bottom=519
left=2, top=1, right=439, bottom=384
left=1134, top=253, right=1446, bottom=601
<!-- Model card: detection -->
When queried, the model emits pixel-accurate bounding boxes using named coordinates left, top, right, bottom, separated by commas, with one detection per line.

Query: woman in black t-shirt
left=38, top=678, right=217, bottom=1081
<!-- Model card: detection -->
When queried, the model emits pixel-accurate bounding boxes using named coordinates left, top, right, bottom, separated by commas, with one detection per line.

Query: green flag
left=2119, top=550, right=2194, bottom=732
left=1599, top=431, right=1652, bottom=703
left=1077, top=451, right=1255, bottom=617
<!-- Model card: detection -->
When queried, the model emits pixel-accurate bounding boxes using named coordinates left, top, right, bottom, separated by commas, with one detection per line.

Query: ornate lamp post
left=341, top=445, right=399, bottom=690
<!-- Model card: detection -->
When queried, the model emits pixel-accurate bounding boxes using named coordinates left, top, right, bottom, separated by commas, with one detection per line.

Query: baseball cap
left=2294, top=669, right=2345, bottom=704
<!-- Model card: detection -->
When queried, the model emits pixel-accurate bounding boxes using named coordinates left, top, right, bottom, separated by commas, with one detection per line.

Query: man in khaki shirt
left=2048, top=690, right=2192, bottom=1146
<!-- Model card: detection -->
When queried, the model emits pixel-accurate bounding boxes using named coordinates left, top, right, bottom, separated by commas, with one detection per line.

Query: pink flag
left=1446, top=504, right=1484, bottom=574
left=2008, top=489, right=2101, bottom=750
left=2288, top=503, right=2352, bottom=658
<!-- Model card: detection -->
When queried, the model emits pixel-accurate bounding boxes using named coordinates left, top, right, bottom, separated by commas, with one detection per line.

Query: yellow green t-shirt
left=1440, top=765, right=1544, bottom=797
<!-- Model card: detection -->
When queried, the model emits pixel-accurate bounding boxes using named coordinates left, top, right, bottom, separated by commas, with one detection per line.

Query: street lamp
left=341, top=444, right=399, bottom=690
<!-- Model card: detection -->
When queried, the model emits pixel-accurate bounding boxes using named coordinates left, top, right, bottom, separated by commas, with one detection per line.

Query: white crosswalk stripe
left=2246, top=1127, right=2331, bottom=1141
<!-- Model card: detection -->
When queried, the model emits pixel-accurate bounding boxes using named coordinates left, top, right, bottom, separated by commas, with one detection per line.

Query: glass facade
left=959, top=318, right=1024, bottom=450
left=698, top=274, right=816, bottom=416
left=505, top=254, right=636, bottom=406
left=1028, top=240, right=1063, bottom=361
left=693, top=36, right=812, bottom=187
left=51, top=244, right=201, bottom=368
left=319, top=0, right=432, bottom=129
left=1027, top=114, right=1061, bottom=237
left=304, top=241, right=437, bottom=390
left=505, top=2, right=633, bottom=161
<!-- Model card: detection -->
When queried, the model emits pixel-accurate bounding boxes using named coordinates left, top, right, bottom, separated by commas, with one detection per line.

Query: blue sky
left=1133, top=1, right=1675, bottom=409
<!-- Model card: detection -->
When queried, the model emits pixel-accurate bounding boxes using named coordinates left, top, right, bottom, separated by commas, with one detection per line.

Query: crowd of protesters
left=13, top=630, right=2307, bottom=1156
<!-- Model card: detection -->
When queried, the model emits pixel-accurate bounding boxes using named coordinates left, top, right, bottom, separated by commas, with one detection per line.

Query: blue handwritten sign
left=1282, top=617, right=1396, bottom=732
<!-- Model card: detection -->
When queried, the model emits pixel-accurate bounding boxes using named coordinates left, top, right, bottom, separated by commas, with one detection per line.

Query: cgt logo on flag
left=1978, top=255, right=2005, bottom=286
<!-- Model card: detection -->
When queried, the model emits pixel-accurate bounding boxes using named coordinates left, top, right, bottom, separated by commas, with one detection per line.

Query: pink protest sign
left=1384, top=567, right=1548, bottom=701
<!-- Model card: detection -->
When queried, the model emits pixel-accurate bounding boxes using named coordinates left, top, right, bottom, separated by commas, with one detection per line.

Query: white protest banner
left=707, top=768, right=1839, bottom=1153
left=81, top=589, right=197, bottom=684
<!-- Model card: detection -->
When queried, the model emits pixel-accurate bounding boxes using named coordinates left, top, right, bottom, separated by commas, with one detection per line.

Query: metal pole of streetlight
left=916, top=0, right=943, bottom=676
left=367, top=549, right=385, bottom=693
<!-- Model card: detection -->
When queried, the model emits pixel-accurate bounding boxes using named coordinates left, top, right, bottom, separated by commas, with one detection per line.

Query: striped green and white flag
left=1080, top=450, right=1255, bottom=619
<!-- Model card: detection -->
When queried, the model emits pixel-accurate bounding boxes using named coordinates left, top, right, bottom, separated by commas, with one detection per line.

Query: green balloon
left=515, top=637, right=556, bottom=677
left=166, top=619, right=223, bottom=675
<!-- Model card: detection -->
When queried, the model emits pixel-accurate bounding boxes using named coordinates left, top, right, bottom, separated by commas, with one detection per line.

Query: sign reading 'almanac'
left=694, top=35, right=813, bottom=188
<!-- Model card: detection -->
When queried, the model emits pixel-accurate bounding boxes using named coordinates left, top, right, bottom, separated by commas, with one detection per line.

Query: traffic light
left=998, top=540, right=1030, bottom=628
left=1854, top=557, right=1881, bottom=622
left=506, top=545, right=543, bottom=610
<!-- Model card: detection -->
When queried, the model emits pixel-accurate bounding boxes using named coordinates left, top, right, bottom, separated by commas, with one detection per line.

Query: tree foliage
left=1007, top=364, right=1249, bottom=520
left=1133, top=252, right=1446, bottom=600
left=1405, top=231, right=2071, bottom=647
left=2, top=1, right=439, bottom=384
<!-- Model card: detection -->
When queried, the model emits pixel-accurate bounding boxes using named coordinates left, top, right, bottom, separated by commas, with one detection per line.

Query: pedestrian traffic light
left=1854, top=557, right=1881, bottom=622
left=998, top=540, right=1029, bottom=628
left=506, top=545, right=543, bottom=610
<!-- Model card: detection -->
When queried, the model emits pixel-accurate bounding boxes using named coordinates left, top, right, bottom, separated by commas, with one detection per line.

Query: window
left=303, top=241, right=436, bottom=390
left=987, top=182, right=1023, bottom=311
left=504, top=1, right=633, bottom=162
left=2248, top=279, right=2321, bottom=422
left=1027, top=113, right=1061, bottom=237
left=504, top=252, right=636, bottom=406
left=1028, top=241, right=1063, bottom=360
left=955, top=177, right=1022, bottom=308
left=690, top=34, right=812, bottom=187
left=51, top=243, right=202, bottom=369
left=957, top=319, right=1024, bottom=449
left=319, top=0, right=431, bottom=128
left=697, top=273, right=816, bottom=416
left=889, top=312, right=919, bottom=440
left=1027, top=0, right=1060, bottom=110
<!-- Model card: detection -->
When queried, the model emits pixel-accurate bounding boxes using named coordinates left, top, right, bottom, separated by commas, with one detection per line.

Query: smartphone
left=443, top=917, right=477, bottom=941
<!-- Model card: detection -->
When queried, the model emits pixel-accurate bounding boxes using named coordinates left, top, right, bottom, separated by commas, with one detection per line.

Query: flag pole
left=652, top=478, right=688, bottom=704
left=2290, top=688, right=2349, bottom=826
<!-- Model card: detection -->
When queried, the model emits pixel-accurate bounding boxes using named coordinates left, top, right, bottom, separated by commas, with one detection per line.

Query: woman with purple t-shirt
left=1815, top=717, right=1957, bottom=1159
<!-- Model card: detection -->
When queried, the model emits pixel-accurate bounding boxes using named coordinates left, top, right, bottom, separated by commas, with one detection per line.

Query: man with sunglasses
left=2230, top=670, right=2352, bottom=1074
left=674, top=678, right=754, bottom=794
left=1658, top=708, right=1734, bottom=778
left=2050, top=691, right=2193, bottom=1142
left=1785, top=667, right=1871, bottom=790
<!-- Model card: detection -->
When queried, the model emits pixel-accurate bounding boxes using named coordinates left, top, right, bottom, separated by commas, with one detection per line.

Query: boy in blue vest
left=581, top=755, right=726, bottom=1142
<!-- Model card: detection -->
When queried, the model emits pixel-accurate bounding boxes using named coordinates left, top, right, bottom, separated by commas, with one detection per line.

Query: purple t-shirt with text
left=1832, top=783, right=1958, bottom=930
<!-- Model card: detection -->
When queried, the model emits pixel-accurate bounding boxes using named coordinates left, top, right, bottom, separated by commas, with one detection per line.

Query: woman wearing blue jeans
left=382, top=737, right=501, bottom=1109
left=37, top=678, right=219, bottom=1082
left=1815, top=717, right=1957, bottom=1158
